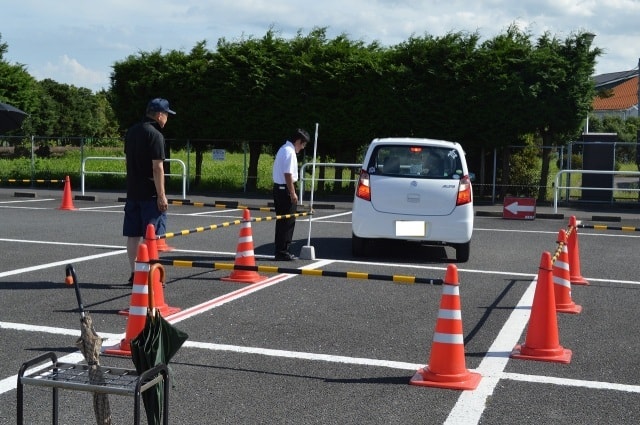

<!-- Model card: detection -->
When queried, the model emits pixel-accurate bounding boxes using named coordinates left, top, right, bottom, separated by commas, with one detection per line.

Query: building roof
left=593, top=69, right=638, bottom=87
left=592, top=75, right=638, bottom=111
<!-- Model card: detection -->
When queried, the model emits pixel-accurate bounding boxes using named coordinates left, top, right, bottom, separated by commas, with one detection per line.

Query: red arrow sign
left=503, top=197, right=536, bottom=220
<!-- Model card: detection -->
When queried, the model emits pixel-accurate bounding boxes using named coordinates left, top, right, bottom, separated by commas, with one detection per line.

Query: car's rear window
left=367, top=145, right=464, bottom=179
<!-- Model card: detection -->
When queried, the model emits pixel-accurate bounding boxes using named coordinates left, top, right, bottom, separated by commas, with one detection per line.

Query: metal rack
left=17, top=351, right=169, bottom=425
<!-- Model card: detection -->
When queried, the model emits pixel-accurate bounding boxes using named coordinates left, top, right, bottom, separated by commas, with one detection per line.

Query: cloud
left=40, top=55, right=110, bottom=91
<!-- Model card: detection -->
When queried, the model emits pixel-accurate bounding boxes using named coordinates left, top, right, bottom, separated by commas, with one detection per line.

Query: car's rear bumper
left=352, top=198, right=473, bottom=243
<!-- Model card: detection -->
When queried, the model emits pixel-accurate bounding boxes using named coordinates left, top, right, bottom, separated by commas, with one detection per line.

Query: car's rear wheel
left=454, top=242, right=470, bottom=262
left=352, top=233, right=367, bottom=257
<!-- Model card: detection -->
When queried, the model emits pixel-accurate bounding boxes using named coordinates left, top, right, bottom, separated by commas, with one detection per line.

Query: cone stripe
left=433, top=332, right=464, bottom=344
left=135, top=262, right=150, bottom=272
left=552, top=274, right=570, bottom=288
left=132, top=285, right=149, bottom=295
left=129, top=306, right=147, bottom=316
left=438, top=309, right=462, bottom=320
left=236, top=249, right=255, bottom=258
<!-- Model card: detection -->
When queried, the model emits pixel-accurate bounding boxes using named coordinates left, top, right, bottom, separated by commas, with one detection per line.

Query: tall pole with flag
left=300, top=123, right=319, bottom=260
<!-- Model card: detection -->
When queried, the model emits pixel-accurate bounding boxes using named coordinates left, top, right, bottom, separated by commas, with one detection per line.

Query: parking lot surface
left=0, top=186, right=639, bottom=424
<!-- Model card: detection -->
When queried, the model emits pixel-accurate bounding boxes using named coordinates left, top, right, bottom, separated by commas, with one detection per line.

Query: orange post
left=57, top=175, right=77, bottom=211
left=221, top=209, right=266, bottom=284
left=410, top=264, right=481, bottom=390
left=511, top=251, right=572, bottom=363
left=553, top=230, right=582, bottom=314
left=567, top=216, right=589, bottom=286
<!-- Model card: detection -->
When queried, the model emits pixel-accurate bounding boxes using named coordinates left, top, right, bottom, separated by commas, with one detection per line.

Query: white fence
left=298, top=162, right=362, bottom=205
left=81, top=156, right=187, bottom=199
left=553, top=169, right=640, bottom=212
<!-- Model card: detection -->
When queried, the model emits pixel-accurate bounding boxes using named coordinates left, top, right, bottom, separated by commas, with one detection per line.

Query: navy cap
left=147, top=98, right=176, bottom=114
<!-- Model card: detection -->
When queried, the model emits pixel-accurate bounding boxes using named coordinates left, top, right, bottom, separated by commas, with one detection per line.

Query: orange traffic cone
left=144, top=223, right=160, bottom=261
left=511, top=251, right=572, bottom=363
left=119, top=225, right=180, bottom=317
left=57, top=175, right=77, bottom=210
left=567, top=216, right=589, bottom=286
left=221, top=209, right=266, bottom=284
left=156, top=236, right=174, bottom=252
left=105, top=243, right=151, bottom=357
left=410, top=264, right=481, bottom=390
left=553, top=230, right=582, bottom=314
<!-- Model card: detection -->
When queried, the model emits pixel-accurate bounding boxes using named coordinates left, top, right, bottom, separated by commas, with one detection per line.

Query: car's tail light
left=456, top=175, right=472, bottom=206
left=355, top=170, right=371, bottom=201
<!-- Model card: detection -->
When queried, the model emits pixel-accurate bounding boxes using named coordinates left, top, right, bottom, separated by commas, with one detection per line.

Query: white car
left=352, top=137, right=473, bottom=262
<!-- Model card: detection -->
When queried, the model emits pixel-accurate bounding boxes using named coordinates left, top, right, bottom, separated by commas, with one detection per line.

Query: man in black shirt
left=122, top=98, right=175, bottom=283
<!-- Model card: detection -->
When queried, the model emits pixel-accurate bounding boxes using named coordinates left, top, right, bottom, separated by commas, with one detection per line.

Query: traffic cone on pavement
left=144, top=223, right=160, bottom=261
left=57, top=175, right=77, bottom=210
left=221, top=209, right=266, bottom=284
left=105, top=243, right=152, bottom=357
left=410, top=264, right=481, bottom=390
left=156, top=236, right=174, bottom=252
left=511, top=251, right=572, bottom=364
left=119, top=225, right=181, bottom=317
left=567, top=216, right=589, bottom=286
left=553, top=230, right=582, bottom=314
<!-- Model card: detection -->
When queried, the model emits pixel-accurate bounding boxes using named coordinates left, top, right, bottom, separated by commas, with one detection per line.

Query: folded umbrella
left=65, top=264, right=112, bottom=425
left=131, top=263, right=188, bottom=425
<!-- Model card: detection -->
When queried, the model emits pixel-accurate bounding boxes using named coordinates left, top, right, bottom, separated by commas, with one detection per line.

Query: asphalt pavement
left=0, top=185, right=639, bottom=424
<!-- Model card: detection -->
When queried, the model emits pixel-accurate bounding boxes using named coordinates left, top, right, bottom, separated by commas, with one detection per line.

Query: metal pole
left=300, top=123, right=319, bottom=260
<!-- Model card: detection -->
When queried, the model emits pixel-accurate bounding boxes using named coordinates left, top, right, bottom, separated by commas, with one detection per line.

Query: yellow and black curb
left=151, top=259, right=443, bottom=286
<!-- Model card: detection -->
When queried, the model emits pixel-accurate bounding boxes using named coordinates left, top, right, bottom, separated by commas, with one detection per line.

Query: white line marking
left=445, top=277, right=536, bottom=424
left=0, top=250, right=126, bottom=278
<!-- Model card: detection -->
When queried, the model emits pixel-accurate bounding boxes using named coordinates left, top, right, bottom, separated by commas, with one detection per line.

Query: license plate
left=395, top=221, right=426, bottom=237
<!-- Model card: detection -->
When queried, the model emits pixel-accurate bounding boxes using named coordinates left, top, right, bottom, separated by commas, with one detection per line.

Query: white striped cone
left=105, top=243, right=150, bottom=356
left=410, top=264, right=481, bottom=390
left=221, top=209, right=266, bottom=284
left=553, top=230, right=582, bottom=314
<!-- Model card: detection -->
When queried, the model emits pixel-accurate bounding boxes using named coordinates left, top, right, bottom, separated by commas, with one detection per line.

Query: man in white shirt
left=272, top=128, right=310, bottom=260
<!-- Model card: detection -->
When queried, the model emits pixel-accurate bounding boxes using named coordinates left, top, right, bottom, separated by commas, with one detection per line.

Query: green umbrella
left=130, top=263, right=188, bottom=425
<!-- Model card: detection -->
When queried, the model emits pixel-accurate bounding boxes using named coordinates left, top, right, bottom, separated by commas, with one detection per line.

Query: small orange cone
left=156, top=236, right=174, bottom=252
left=221, top=209, right=266, bottom=284
left=105, top=243, right=151, bottom=357
left=410, top=264, right=481, bottom=390
left=567, top=216, right=589, bottom=286
left=511, top=251, right=572, bottom=364
left=553, top=230, right=582, bottom=314
left=119, top=224, right=180, bottom=317
left=144, top=223, right=160, bottom=261
left=57, top=175, right=77, bottom=210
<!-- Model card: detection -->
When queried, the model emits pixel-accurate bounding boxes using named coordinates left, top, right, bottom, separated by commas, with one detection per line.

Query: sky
left=2, top=0, right=640, bottom=93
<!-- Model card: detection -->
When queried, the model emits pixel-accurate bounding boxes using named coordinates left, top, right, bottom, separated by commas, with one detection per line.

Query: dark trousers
left=273, top=185, right=297, bottom=254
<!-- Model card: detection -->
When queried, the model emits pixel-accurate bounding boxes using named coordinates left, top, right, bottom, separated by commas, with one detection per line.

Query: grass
left=0, top=147, right=354, bottom=197
left=1, top=147, right=637, bottom=202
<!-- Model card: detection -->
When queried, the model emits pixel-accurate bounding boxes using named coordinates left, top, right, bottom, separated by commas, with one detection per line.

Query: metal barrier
left=298, top=162, right=361, bottom=205
left=553, top=169, right=640, bottom=212
left=81, top=156, right=187, bottom=199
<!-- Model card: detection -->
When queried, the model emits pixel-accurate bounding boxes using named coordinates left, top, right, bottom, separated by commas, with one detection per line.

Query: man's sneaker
left=274, top=252, right=296, bottom=261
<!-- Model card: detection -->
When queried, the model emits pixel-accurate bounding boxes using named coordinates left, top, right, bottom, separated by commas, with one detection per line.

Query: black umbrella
left=131, top=263, right=188, bottom=425
left=65, top=264, right=112, bottom=425
left=0, top=102, right=28, bottom=134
